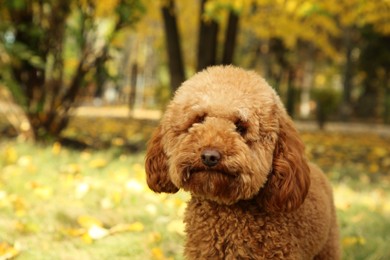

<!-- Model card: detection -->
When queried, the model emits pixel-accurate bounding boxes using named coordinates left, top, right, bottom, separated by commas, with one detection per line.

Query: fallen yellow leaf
left=34, top=187, right=53, bottom=200
left=10, top=195, right=27, bottom=216
left=151, top=247, right=165, bottom=260
left=128, top=222, right=144, bottom=232
left=342, top=236, right=366, bottom=247
left=372, top=147, right=387, bottom=157
left=369, top=163, right=379, bottom=173
left=89, top=158, right=108, bottom=169
left=0, top=241, right=20, bottom=259
left=111, top=191, right=122, bottom=205
left=4, top=146, right=18, bottom=165
left=109, top=222, right=145, bottom=234
left=52, top=142, right=62, bottom=155
left=77, top=215, right=103, bottom=229
left=63, top=228, right=85, bottom=237
left=112, top=137, right=125, bottom=146
left=81, top=233, right=93, bottom=244
left=14, top=220, right=39, bottom=234
left=148, top=232, right=162, bottom=243
left=63, top=164, right=81, bottom=174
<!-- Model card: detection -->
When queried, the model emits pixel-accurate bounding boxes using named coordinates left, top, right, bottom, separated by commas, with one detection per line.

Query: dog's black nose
left=201, top=149, right=221, bottom=167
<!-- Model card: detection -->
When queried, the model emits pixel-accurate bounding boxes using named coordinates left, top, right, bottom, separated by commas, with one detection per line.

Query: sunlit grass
left=335, top=184, right=390, bottom=260
left=1, top=134, right=389, bottom=259
left=0, top=141, right=187, bottom=260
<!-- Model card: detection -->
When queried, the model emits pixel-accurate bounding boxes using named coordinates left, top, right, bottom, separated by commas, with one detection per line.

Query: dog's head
left=145, top=66, right=310, bottom=212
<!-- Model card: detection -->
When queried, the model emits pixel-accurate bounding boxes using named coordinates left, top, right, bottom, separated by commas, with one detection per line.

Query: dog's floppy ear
left=259, top=112, right=310, bottom=213
left=145, top=125, right=179, bottom=193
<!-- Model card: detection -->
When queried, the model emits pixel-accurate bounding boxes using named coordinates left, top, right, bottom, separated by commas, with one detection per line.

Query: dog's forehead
left=173, top=76, right=274, bottom=119
left=190, top=101, right=251, bottom=120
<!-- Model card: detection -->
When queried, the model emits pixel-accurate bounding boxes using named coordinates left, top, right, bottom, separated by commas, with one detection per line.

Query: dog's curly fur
left=145, top=66, right=340, bottom=259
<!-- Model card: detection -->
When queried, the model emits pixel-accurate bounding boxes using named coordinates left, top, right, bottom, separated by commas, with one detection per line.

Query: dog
left=145, top=66, right=340, bottom=259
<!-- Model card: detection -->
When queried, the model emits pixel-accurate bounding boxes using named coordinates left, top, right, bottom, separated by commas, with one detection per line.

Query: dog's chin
left=180, top=168, right=248, bottom=205
left=183, top=168, right=238, bottom=182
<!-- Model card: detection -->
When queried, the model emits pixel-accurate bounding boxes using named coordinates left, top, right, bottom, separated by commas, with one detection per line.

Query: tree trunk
left=222, top=11, right=239, bottom=65
left=286, top=67, right=296, bottom=117
left=94, top=46, right=109, bottom=98
left=340, top=27, right=354, bottom=121
left=197, top=0, right=219, bottom=71
left=129, top=63, right=138, bottom=112
left=384, top=73, right=390, bottom=124
left=161, top=0, right=185, bottom=93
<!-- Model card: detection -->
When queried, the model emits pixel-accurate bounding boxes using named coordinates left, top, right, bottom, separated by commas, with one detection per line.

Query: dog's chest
left=183, top=199, right=299, bottom=259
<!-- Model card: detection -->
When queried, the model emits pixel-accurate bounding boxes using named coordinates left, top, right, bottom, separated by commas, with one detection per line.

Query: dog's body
left=145, top=66, right=340, bottom=259
left=184, top=163, right=338, bottom=259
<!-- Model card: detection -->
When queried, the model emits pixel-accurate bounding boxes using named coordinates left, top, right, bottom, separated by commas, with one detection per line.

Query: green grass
left=0, top=141, right=187, bottom=260
left=1, top=132, right=390, bottom=259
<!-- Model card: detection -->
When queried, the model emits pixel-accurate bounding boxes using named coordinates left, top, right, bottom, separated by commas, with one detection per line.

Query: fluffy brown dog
left=145, top=66, right=340, bottom=259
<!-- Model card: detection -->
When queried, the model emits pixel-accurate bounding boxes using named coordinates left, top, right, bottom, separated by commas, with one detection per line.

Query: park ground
left=0, top=108, right=390, bottom=260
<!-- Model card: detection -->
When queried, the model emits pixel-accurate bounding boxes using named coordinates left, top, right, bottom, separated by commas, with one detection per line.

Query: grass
left=1, top=127, right=390, bottom=259
left=0, top=141, right=187, bottom=260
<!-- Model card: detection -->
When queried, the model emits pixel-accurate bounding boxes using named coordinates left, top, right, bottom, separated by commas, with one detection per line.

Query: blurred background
left=0, top=0, right=389, bottom=259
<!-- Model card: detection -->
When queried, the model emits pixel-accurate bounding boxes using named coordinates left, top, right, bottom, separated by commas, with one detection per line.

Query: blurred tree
left=199, top=0, right=240, bottom=69
left=239, top=0, right=341, bottom=116
left=312, top=87, right=341, bottom=129
left=240, top=0, right=390, bottom=120
left=160, top=0, right=241, bottom=92
left=161, top=0, right=185, bottom=92
left=0, top=0, right=144, bottom=141
left=356, top=27, right=390, bottom=121
left=197, top=0, right=219, bottom=71
left=325, top=0, right=390, bottom=121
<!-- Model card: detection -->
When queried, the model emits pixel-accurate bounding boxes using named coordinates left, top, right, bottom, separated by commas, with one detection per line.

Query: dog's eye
left=194, top=114, right=206, bottom=124
left=235, top=120, right=248, bottom=135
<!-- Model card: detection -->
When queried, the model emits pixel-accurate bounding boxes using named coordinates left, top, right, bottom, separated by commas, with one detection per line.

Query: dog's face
left=146, top=66, right=310, bottom=211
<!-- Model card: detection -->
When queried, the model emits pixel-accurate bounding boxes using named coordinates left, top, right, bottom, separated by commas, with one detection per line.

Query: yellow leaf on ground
left=52, top=142, right=62, bottom=155
left=34, top=187, right=53, bottom=200
left=4, top=146, right=18, bottom=165
left=10, top=195, right=27, bottom=216
left=151, top=247, right=165, bottom=260
left=110, top=222, right=145, bottom=234
left=369, top=163, right=379, bottom=173
left=77, top=215, right=103, bottom=229
left=342, top=236, right=366, bottom=247
left=89, top=158, right=108, bottom=169
left=0, top=241, right=20, bottom=259
left=81, top=233, right=93, bottom=244
left=63, top=228, right=85, bottom=237
left=128, top=222, right=144, bottom=232
left=63, top=164, right=81, bottom=174
left=111, top=137, right=125, bottom=146
left=14, top=220, right=39, bottom=234
left=148, top=232, right=162, bottom=243
left=111, top=191, right=122, bottom=204
left=372, top=147, right=387, bottom=157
